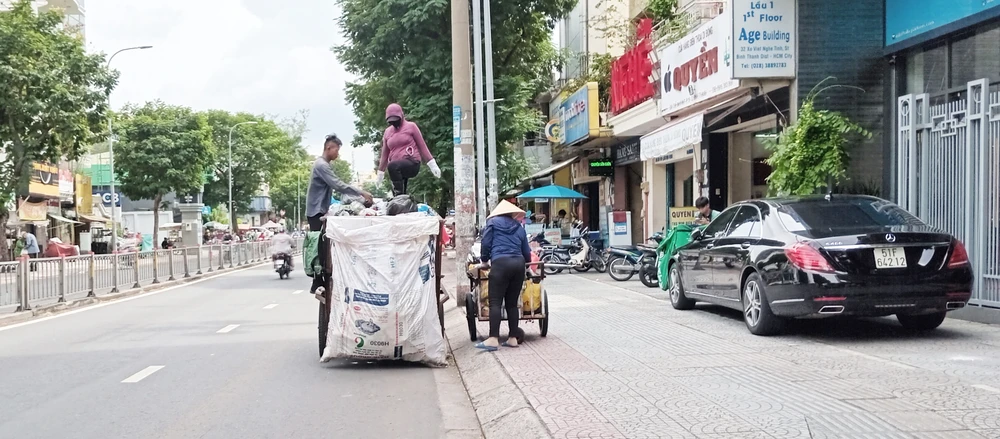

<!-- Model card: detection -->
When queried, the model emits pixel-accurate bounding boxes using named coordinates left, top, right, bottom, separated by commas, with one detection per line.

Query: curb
left=440, top=267, right=552, bottom=439
left=0, top=262, right=267, bottom=328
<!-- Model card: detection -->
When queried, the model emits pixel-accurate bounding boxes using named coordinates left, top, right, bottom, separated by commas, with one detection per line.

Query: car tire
left=742, top=272, right=785, bottom=336
left=897, top=312, right=947, bottom=331
left=668, top=264, right=696, bottom=310
left=608, top=257, right=635, bottom=282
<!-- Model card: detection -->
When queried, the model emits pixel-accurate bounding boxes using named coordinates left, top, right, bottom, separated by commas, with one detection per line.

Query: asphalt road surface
left=0, top=265, right=480, bottom=439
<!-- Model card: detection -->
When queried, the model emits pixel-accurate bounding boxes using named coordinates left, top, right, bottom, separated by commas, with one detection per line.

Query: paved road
left=475, top=270, right=1000, bottom=438
left=0, top=265, right=480, bottom=439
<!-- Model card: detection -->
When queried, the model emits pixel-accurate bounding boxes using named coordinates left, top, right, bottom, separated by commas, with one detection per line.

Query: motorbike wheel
left=639, top=264, right=658, bottom=288
left=607, top=257, right=636, bottom=282
left=591, top=253, right=608, bottom=273
left=541, top=254, right=564, bottom=275
left=573, top=262, right=591, bottom=273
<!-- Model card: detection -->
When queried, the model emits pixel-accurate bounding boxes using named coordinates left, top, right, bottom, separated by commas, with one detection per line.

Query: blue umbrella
left=517, top=184, right=587, bottom=199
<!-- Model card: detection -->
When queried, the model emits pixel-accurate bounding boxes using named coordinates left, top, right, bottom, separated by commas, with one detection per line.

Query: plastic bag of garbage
left=385, top=194, right=419, bottom=216
left=321, top=215, right=446, bottom=366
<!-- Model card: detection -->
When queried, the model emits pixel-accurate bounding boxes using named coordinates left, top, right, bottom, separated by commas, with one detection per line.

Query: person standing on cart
left=306, top=133, right=373, bottom=231
left=475, top=201, right=532, bottom=351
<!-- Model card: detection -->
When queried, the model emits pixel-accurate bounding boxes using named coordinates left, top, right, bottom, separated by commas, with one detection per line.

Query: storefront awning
left=640, top=114, right=704, bottom=161
left=79, top=213, right=110, bottom=224
left=48, top=213, right=82, bottom=224
left=527, top=157, right=578, bottom=180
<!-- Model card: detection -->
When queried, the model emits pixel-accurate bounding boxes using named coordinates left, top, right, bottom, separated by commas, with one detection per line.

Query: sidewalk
left=443, top=261, right=1000, bottom=438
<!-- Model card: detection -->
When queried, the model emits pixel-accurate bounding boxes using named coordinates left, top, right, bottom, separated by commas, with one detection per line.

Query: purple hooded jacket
left=379, top=103, right=434, bottom=172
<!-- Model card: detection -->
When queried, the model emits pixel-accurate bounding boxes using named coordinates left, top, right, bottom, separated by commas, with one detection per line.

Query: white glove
left=427, top=159, right=442, bottom=178
left=376, top=171, right=384, bottom=186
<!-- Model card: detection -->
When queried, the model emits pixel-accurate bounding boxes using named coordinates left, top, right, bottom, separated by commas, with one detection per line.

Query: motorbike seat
left=609, top=245, right=638, bottom=252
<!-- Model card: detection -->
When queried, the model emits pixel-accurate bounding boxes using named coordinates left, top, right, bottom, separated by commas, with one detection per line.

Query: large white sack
left=320, top=215, right=447, bottom=367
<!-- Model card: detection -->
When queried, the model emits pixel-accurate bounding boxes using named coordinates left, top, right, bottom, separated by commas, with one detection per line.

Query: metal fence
left=0, top=240, right=304, bottom=313
left=897, top=78, right=1000, bottom=308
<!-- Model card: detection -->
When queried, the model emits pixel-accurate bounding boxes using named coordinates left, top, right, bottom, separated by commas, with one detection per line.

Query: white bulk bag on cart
left=320, top=214, right=446, bottom=367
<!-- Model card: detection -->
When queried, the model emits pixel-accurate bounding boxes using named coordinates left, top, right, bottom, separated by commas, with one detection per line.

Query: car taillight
left=785, top=242, right=835, bottom=273
left=947, top=240, right=969, bottom=269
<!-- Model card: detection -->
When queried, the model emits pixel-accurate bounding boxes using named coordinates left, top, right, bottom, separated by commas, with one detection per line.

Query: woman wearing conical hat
left=475, top=200, right=532, bottom=351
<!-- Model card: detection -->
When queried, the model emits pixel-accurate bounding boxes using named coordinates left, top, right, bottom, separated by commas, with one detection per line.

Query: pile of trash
left=327, top=194, right=439, bottom=218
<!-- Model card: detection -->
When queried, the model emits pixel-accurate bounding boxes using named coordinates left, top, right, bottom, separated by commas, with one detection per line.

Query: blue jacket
left=480, top=215, right=531, bottom=262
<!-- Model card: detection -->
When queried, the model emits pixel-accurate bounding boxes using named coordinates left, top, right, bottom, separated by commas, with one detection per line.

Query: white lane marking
left=291, top=290, right=303, bottom=295
left=973, top=384, right=1000, bottom=393
left=121, top=366, right=165, bottom=383
left=216, top=324, right=240, bottom=333
left=263, top=304, right=279, bottom=310
left=0, top=264, right=266, bottom=333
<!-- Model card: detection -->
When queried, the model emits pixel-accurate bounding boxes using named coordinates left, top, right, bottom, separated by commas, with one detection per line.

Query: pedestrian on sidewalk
left=475, top=200, right=531, bottom=352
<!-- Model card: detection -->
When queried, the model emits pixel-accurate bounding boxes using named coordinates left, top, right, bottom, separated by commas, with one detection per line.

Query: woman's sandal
left=474, top=342, right=498, bottom=352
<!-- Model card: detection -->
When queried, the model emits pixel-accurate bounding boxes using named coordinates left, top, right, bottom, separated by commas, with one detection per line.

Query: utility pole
left=483, top=0, right=499, bottom=212
left=452, top=0, right=475, bottom=303
left=471, top=0, right=487, bottom=227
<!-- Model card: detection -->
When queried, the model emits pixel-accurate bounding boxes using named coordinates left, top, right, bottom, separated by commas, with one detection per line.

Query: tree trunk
left=152, top=194, right=162, bottom=249
left=0, top=210, right=10, bottom=262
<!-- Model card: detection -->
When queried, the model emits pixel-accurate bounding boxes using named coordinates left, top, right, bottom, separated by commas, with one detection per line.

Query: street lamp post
left=227, top=121, right=258, bottom=229
left=107, top=45, right=152, bottom=253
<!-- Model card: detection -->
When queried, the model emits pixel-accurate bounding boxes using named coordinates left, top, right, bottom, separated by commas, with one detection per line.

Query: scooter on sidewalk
left=538, top=226, right=606, bottom=275
left=637, top=231, right=665, bottom=288
left=606, top=231, right=664, bottom=283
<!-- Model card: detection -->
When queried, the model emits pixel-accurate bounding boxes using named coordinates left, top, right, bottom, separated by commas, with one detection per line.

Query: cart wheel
left=318, top=300, right=330, bottom=357
left=539, top=292, right=549, bottom=337
left=466, top=290, right=478, bottom=342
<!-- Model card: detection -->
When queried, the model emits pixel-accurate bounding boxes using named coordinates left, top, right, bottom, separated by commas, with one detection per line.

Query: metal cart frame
left=465, top=262, right=549, bottom=342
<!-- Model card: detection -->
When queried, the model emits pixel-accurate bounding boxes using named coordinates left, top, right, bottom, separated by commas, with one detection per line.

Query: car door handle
left=741, top=242, right=751, bottom=249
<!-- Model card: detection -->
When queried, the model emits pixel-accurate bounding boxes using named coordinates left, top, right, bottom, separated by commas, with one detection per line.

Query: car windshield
left=777, top=198, right=926, bottom=238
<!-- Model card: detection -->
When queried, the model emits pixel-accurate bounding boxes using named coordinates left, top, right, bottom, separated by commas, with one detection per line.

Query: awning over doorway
left=79, top=213, right=110, bottom=224
left=640, top=114, right=704, bottom=161
left=48, top=213, right=82, bottom=224
left=527, top=157, right=577, bottom=180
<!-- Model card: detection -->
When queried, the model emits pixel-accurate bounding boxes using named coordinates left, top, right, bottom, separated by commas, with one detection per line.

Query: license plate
left=275, top=260, right=285, bottom=267
left=874, top=247, right=907, bottom=269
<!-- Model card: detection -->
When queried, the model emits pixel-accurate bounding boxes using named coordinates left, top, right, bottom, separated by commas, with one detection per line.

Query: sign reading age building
left=731, top=0, right=796, bottom=79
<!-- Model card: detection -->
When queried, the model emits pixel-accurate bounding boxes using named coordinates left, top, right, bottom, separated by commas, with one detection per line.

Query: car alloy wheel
left=668, top=265, right=695, bottom=310
left=744, top=281, right=762, bottom=328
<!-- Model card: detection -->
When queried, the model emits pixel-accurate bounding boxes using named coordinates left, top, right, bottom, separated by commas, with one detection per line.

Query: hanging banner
left=18, top=199, right=48, bottom=222
left=731, top=0, right=796, bottom=78
left=659, top=13, right=739, bottom=116
left=640, top=114, right=704, bottom=160
left=28, top=162, right=60, bottom=199
left=75, top=174, right=93, bottom=215
left=59, top=167, right=75, bottom=202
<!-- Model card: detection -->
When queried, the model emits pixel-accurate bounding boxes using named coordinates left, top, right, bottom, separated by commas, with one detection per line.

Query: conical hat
left=487, top=200, right=525, bottom=219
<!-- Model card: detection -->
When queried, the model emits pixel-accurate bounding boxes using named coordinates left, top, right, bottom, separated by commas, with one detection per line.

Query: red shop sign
left=610, top=19, right=655, bottom=115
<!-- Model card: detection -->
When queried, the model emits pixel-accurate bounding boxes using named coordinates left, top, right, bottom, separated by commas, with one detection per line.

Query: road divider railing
left=0, top=239, right=304, bottom=313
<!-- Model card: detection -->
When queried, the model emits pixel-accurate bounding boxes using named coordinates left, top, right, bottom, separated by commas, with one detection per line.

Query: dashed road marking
left=291, top=290, right=303, bottom=295
left=263, top=304, right=279, bottom=310
left=122, top=366, right=165, bottom=383
left=216, top=324, right=240, bottom=333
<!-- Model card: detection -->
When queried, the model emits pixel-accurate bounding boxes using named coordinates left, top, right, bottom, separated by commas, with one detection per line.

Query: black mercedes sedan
left=666, top=195, right=973, bottom=336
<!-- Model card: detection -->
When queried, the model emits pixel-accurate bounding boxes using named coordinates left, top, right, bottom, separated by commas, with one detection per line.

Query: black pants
left=488, top=256, right=526, bottom=339
left=387, top=159, right=420, bottom=196
left=309, top=215, right=326, bottom=294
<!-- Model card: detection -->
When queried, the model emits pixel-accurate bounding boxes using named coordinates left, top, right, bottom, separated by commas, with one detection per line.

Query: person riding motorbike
left=270, top=228, right=295, bottom=269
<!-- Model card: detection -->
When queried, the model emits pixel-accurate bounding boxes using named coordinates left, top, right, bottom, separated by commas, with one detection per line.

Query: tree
left=115, top=101, right=213, bottom=247
left=362, top=180, right=391, bottom=199
left=334, top=0, right=575, bottom=213
left=200, top=110, right=306, bottom=226
left=0, top=0, right=116, bottom=260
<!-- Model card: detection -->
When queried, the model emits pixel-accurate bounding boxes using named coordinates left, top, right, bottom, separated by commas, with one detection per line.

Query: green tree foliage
left=764, top=79, right=871, bottom=196
left=0, top=0, right=116, bottom=259
left=200, top=110, right=306, bottom=225
left=334, top=0, right=575, bottom=212
left=362, top=180, right=391, bottom=199
left=115, top=101, right=213, bottom=245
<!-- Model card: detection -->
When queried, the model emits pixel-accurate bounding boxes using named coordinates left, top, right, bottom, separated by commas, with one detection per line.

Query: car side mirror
left=691, top=229, right=704, bottom=241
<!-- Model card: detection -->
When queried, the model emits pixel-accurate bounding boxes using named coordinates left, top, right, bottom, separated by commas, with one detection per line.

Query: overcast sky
left=85, top=0, right=376, bottom=175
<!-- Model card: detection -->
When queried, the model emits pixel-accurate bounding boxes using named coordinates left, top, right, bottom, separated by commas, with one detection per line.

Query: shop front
left=886, top=1, right=1000, bottom=312
left=610, top=137, right=642, bottom=244
left=640, top=114, right=704, bottom=235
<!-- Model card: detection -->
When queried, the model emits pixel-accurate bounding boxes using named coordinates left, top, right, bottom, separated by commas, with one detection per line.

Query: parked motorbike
left=538, top=226, right=606, bottom=275
left=272, top=252, right=292, bottom=279
left=606, top=232, right=664, bottom=284
left=637, top=231, right=665, bottom=288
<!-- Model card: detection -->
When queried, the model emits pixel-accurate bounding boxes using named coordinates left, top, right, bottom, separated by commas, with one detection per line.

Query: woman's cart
left=312, top=217, right=447, bottom=363
left=464, top=262, right=549, bottom=342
